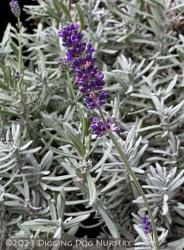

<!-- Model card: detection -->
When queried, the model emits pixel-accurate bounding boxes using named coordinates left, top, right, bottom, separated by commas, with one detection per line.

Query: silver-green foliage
left=0, top=0, right=184, bottom=248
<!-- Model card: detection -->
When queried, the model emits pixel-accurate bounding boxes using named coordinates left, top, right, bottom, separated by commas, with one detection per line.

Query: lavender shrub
left=0, top=1, right=184, bottom=250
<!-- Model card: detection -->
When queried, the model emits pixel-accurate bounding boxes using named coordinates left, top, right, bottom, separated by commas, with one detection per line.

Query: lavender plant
left=0, top=0, right=184, bottom=250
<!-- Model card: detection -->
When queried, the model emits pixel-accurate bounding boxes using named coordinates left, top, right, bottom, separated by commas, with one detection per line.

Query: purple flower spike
left=58, top=23, right=107, bottom=109
left=90, top=117, right=120, bottom=137
left=141, top=215, right=152, bottom=234
left=58, top=23, right=120, bottom=137
left=9, top=0, right=21, bottom=18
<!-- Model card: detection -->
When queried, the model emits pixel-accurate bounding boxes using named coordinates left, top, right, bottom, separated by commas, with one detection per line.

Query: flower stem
left=18, top=17, right=23, bottom=73
left=16, top=17, right=24, bottom=93
left=98, top=108, right=159, bottom=250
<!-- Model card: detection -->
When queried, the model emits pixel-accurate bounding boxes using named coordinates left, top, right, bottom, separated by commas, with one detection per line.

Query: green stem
left=98, top=108, right=159, bottom=250
left=16, top=17, right=24, bottom=94
left=18, top=17, right=23, bottom=73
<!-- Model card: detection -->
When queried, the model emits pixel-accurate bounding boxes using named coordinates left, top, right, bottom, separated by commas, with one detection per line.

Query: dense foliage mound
left=0, top=0, right=184, bottom=249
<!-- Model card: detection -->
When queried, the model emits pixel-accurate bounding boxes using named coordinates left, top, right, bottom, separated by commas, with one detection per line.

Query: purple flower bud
left=141, top=215, right=152, bottom=234
left=15, top=71, right=21, bottom=80
left=87, top=43, right=96, bottom=54
left=58, top=23, right=82, bottom=47
left=71, top=34, right=79, bottom=43
left=90, top=117, right=120, bottom=137
left=9, top=0, right=21, bottom=18
left=85, top=91, right=108, bottom=109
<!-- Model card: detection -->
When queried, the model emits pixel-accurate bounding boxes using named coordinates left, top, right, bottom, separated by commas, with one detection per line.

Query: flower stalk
left=109, top=132, right=158, bottom=250
left=17, top=17, right=23, bottom=74
left=98, top=107, right=158, bottom=249
left=9, top=0, right=23, bottom=91
left=58, top=23, right=159, bottom=250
